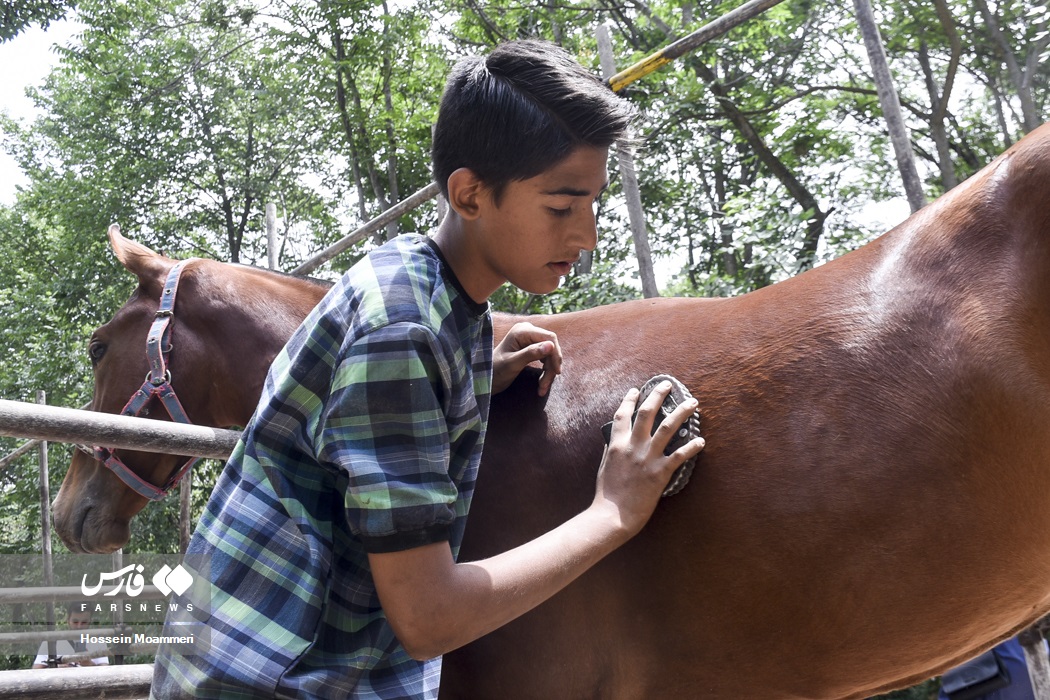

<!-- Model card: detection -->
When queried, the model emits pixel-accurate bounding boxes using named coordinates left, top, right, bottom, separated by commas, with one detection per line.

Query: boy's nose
left=577, top=207, right=599, bottom=252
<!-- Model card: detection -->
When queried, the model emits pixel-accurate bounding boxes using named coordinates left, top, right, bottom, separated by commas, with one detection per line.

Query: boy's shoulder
left=327, top=233, right=472, bottom=338
left=350, top=232, right=434, bottom=287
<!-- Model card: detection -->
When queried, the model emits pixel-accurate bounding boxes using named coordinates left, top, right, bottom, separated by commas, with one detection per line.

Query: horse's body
left=53, top=124, right=1050, bottom=698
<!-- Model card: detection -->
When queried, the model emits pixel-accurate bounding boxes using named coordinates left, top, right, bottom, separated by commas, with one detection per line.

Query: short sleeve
left=315, top=322, right=457, bottom=553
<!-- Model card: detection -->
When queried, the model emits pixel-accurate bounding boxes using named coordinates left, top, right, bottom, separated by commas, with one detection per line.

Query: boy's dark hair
left=432, top=39, right=635, bottom=203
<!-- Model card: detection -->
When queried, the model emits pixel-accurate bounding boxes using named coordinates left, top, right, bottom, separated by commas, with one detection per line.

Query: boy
left=32, top=603, right=110, bottom=668
left=152, top=39, right=704, bottom=699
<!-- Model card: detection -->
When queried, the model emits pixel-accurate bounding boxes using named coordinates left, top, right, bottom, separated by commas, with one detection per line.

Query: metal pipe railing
left=0, top=399, right=239, bottom=459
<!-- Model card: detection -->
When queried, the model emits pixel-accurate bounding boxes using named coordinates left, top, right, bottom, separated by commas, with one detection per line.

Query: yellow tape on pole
left=608, top=53, right=673, bottom=93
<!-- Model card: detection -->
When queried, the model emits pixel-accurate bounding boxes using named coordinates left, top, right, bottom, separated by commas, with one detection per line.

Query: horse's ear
left=108, top=224, right=172, bottom=284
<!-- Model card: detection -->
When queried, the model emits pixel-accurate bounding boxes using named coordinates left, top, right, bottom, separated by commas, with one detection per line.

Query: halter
left=89, top=259, right=202, bottom=501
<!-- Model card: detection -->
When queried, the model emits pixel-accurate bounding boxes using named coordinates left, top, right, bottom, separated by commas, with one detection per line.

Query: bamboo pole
left=606, top=0, right=789, bottom=92
left=1020, top=621, right=1050, bottom=699
left=176, top=415, right=193, bottom=608
left=111, top=549, right=125, bottom=665
left=291, top=183, right=440, bottom=276
left=0, top=438, right=40, bottom=471
left=179, top=471, right=192, bottom=558
left=1021, top=640, right=1050, bottom=699
left=0, top=399, right=239, bottom=460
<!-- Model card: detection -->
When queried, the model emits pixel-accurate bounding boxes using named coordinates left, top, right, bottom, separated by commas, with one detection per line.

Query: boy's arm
left=369, top=383, right=704, bottom=661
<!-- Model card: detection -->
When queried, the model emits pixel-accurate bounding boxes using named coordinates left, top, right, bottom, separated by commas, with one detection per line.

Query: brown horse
left=52, top=235, right=330, bottom=552
left=54, top=123, right=1050, bottom=698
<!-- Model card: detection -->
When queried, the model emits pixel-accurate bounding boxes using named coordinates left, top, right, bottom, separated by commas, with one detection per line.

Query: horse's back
left=445, top=164, right=1050, bottom=697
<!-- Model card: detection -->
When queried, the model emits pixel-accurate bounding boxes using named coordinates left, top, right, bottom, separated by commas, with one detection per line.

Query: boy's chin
left=514, top=278, right=562, bottom=296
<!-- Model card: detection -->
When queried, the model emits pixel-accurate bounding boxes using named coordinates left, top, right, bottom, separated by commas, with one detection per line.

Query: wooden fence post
left=180, top=469, right=192, bottom=559
left=266, top=203, right=278, bottom=270
left=35, top=391, right=57, bottom=663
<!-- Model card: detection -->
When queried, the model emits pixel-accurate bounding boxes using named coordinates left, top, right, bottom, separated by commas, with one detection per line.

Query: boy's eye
left=547, top=207, right=572, bottom=217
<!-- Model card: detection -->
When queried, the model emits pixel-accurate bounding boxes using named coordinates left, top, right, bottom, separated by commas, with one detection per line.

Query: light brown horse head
left=53, top=225, right=326, bottom=553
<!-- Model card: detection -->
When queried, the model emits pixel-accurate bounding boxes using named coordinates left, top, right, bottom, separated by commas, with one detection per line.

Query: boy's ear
left=446, top=167, right=485, bottom=220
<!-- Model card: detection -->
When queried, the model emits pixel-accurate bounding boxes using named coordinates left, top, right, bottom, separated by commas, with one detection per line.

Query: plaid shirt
left=152, top=234, right=493, bottom=699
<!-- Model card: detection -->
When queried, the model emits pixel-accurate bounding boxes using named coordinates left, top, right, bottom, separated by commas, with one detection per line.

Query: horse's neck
left=195, top=263, right=329, bottom=426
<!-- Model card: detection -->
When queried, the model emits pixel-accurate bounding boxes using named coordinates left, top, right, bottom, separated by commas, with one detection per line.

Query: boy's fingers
left=610, top=388, right=641, bottom=438
left=668, top=436, right=706, bottom=465
left=512, top=340, right=552, bottom=364
left=653, top=396, right=700, bottom=443
left=630, top=380, right=673, bottom=437
left=535, top=341, right=561, bottom=392
left=638, top=387, right=702, bottom=469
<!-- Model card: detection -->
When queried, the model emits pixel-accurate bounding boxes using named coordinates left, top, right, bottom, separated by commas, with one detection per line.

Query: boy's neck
left=431, top=214, right=503, bottom=305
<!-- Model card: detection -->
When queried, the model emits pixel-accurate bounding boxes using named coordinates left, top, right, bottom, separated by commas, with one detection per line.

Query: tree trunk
left=852, top=0, right=926, bottom=212
left=329, top=22, right=393, bottom=239
left=974, top=0, right=1043, bottom=133
left=381, top=2, right=399, bottom=242
left=191, top=79, right=241, bottom=262
left=331, top=27, right=369, bottom=222
left=344, top=73, right=393, bottom=242
left=596, top=24, right=660, bottom=298
left=917, top=42, right=957, bottom=190
left=692, top=59, right=827, bottom=268
left=713, top=140, right=736, bottom=278
left=917, top=0, right=962, bottom=190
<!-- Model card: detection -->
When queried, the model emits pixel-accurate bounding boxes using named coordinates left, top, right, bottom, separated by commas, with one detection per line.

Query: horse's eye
left=88, top=342, right=107, bottom=364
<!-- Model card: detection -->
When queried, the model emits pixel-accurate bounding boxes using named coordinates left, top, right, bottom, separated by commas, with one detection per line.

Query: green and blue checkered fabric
left=152, top=234, right=493, bottom=699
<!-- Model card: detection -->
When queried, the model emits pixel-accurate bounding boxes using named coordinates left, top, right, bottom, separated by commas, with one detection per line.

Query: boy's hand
left=592, top=382, right=705, bottom=536
left=492, top=322, right=562, bottom=396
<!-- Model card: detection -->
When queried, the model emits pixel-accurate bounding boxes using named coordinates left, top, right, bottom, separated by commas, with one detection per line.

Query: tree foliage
left=0, top=0, right=72, bottom=42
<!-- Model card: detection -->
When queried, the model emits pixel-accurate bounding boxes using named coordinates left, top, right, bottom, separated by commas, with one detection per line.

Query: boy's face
left=476, top=146, right=609, bottom=296
left=67, top=611, right=92, bottom=628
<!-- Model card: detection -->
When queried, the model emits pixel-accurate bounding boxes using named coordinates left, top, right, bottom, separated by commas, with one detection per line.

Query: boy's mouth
left=548, top=260, right=576, bottom=276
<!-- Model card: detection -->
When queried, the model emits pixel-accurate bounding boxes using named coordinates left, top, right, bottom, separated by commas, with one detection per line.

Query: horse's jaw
left=52, top=452, right=141, bottom=553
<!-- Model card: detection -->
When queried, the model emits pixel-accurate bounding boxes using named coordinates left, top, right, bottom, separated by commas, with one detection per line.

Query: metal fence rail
left=0, top=399, right=239, bottom=459
left=0, top=586, right=166, bottom=606
left=0, top=663, right=154, bottom=700
left=0, top=397, right=198, bottom=696
left=0, top=628, right=124, bottom=645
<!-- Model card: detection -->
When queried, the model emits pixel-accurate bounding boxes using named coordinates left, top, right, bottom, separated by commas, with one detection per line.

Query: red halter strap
left=93, top=259, right=201, bottom=501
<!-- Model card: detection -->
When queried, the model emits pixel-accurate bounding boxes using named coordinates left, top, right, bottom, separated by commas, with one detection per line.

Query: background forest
left=0, top=0, right=1046, bottom=692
